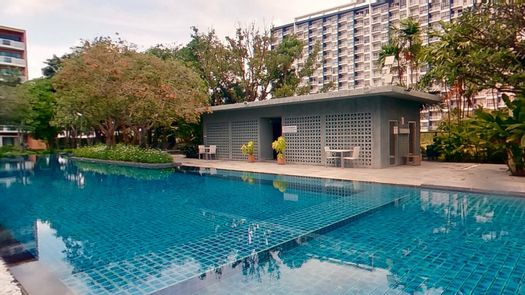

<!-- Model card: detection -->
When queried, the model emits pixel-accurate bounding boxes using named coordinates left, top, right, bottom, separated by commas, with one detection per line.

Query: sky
left=1, top=0, right=352, bottom=79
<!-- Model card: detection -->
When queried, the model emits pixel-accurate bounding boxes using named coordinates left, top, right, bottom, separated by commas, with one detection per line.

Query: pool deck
left=0, top=259, right=22, bottom=295
left=175, top=156, right=525, bottom=197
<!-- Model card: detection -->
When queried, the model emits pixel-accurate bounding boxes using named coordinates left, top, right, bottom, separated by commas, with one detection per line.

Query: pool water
left=0, top=156, right=523, bottom=294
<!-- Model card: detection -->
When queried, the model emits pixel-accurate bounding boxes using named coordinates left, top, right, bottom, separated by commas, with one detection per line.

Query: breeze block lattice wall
left=205, top=122, right=230, bottom=159
left=231, top=120, right=259, bottom=160
left=283, top=115, right=322, bottom=165
left=325, top=112, right=372, bottom=167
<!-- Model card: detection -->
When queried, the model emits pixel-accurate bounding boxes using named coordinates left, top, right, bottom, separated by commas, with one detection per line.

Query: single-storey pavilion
left=202, top=86, right=440, bottom=168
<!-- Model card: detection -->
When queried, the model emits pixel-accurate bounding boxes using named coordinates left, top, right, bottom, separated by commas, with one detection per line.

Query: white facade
left=271, top=0, right=498, bottom=132
left=0, top=125, right=23, bottom=147
left=0, top=26, right=28, bottom=82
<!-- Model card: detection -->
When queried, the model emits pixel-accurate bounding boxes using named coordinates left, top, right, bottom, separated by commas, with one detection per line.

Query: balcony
left=0, top=38, right=24, bottom=51
left=0, top=56, right=25, bottom=68
left=0, top=125, right=20, bottom=134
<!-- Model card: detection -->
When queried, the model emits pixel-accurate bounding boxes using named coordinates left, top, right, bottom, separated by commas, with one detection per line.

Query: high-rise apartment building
left=0, top=25, right=28, bottom=82
left=271, top=0, right=500, bottom=131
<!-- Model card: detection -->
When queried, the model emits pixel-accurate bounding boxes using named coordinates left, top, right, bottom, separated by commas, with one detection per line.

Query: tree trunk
left=105, top=131, right=112, bottom=146
left=72, top=128, right=78, bottom=148
left=507, top=148, right=525, bottom=176
left=87, top=130, right=93, bottom=146
left=101, top=120, right=116, bottom=147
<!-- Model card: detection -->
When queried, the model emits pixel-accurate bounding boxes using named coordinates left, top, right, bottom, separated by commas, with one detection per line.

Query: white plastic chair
left=208, top=145, right=217, bottom=160
left=343, top=146, right=360, bottom=168
left=198, top=145, right=206, bottom=159
left=324, top=146, right=339, bottom=167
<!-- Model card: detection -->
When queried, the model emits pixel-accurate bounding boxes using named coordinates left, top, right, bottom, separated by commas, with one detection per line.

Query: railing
left=294, top=0, right=374, bottom=23
left=0, top=56, right=25, bottom=67
left=0, top=125, right=20, bottom=133
left=0, top=38, right=24, bottom=50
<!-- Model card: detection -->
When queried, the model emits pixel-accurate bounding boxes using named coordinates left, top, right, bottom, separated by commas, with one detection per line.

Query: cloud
left=2, top=0, right=69, bottom=16
left=26, top=44, right=71, bottom=79
left=2, top=0, right=352, bottom=79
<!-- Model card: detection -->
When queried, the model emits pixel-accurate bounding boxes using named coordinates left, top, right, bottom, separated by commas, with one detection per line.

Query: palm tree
left=377, top=40, right=402, bottom=86
left=396, top=17, right=422, bottom=86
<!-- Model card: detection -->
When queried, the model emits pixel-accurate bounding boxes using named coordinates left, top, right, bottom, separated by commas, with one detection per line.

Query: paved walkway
left=0, top=260, right=22, bottom=295
left=174, top=156, right=525, bottom=196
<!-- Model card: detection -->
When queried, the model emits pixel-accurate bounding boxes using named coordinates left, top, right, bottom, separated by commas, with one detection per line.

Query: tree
left=394, top=17, right=422, bottom=86
left=419, top=2, right=525, bottom=176
left=226, top=25, right=321, bottom=101
left=377, top=40, right=402, bottom=85
left=18, top=79, right=60, bottom=148
left=53, top=37, right=208, bottom=147
left=151, top=25, right=322, bottom=105
left=226, top=25, right=275, bottom=102
left=0, top=84, right=28, bottom=125
left=420, top=2, right=525, bottom=94
left=268, top=37, right=321, bottom=97
left=42, top=55, right=64, bottom=78
left=53, top=38, right=131, bottom=146
left=42, top=54, right=70, bottom=78
left=121, top=51, right=208, bottom=146
left=0, top=71, right=27, bottom=126
left=472, top=94, right=525, bottom=176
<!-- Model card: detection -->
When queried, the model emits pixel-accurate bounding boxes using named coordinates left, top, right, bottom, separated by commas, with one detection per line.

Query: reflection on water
left=0, top=156, right=523, bottom=295
left=0, top=157, right=35, bottom=187
left=182, top=189, right=525, bottom=295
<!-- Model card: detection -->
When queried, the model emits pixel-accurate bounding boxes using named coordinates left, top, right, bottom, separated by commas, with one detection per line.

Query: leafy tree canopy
left=420, top=2, right=525, bottom=94
left=147, top=24, right=323, bottom=105
left=52, top=37, right=208, bottom=146
left=17, top=78, right=60, bottom=147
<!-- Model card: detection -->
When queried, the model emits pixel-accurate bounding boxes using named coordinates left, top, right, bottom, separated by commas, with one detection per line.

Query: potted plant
left=241, top=140, right=256, bottom=162
left=272, top=136, right=286, bottom=165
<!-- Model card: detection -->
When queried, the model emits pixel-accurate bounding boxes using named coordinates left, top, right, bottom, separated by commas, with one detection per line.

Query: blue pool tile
left=1, top=158, right=525, bottom=294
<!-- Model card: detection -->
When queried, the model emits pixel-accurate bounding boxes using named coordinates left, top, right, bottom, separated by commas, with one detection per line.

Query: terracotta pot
left=277, top=157, right=285, bottom=165
left=247, top=154, right=256, bottom=163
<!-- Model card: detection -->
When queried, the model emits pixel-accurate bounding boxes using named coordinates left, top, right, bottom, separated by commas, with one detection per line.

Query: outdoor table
left=328, top=149, right=353, bottom=168
left=204, top=146, right=210, bottom=160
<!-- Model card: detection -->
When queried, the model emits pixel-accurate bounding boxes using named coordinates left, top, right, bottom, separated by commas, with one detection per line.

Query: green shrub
left=0, top=145, right=37, bottom=158
left=433, top=116, right=505, bottom=164
left=72, top=144, right=173, bottom=164
left=180, top=144, right=198, bottom=158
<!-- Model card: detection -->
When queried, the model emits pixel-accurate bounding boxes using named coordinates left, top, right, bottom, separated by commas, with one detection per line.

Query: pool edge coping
left=181, top=164, right=525, bottom=198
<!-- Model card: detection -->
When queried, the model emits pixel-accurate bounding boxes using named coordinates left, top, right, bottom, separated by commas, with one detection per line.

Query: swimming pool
left=0, top=156, right=523, bottom=294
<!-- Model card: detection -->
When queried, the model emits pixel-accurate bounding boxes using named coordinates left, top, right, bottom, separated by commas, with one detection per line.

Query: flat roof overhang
left=209, top=86, right=441, bottom=113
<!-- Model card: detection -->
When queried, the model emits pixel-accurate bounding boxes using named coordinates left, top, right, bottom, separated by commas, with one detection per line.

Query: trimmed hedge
left=73, top=144, right=173, bottom=164
left=0, top=146, right=37, bottom=158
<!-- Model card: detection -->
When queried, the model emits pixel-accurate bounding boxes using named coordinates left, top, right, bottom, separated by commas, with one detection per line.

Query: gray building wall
left=203, top=96, right=421, bottom=168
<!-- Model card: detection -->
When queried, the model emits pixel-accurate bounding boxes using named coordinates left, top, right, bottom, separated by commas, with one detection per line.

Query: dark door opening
left=271, top=118, right=282, bottom=160
left=389, top=120, right=398, bottom=165
left=259, top=117, right=282, bottom=161
left=408, top=121, right=416, bottom=155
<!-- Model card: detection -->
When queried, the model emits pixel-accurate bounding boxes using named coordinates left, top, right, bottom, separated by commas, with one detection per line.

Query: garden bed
left=72, top=144, right=174, bottom=164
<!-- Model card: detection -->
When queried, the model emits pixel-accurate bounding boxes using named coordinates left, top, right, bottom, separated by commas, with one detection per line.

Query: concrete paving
left=174, top=155, right=525, bottom=196
left=0, top=260, right=22, bottom=295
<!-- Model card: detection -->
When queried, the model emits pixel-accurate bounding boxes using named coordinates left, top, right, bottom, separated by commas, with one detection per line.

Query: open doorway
left=259, top=117, right=282, bottom=161
left=389, top=120, right=398, bottom=165
left=271, top=118, right=282, bottom=160
left=408, top=121, right=416, bottom=155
